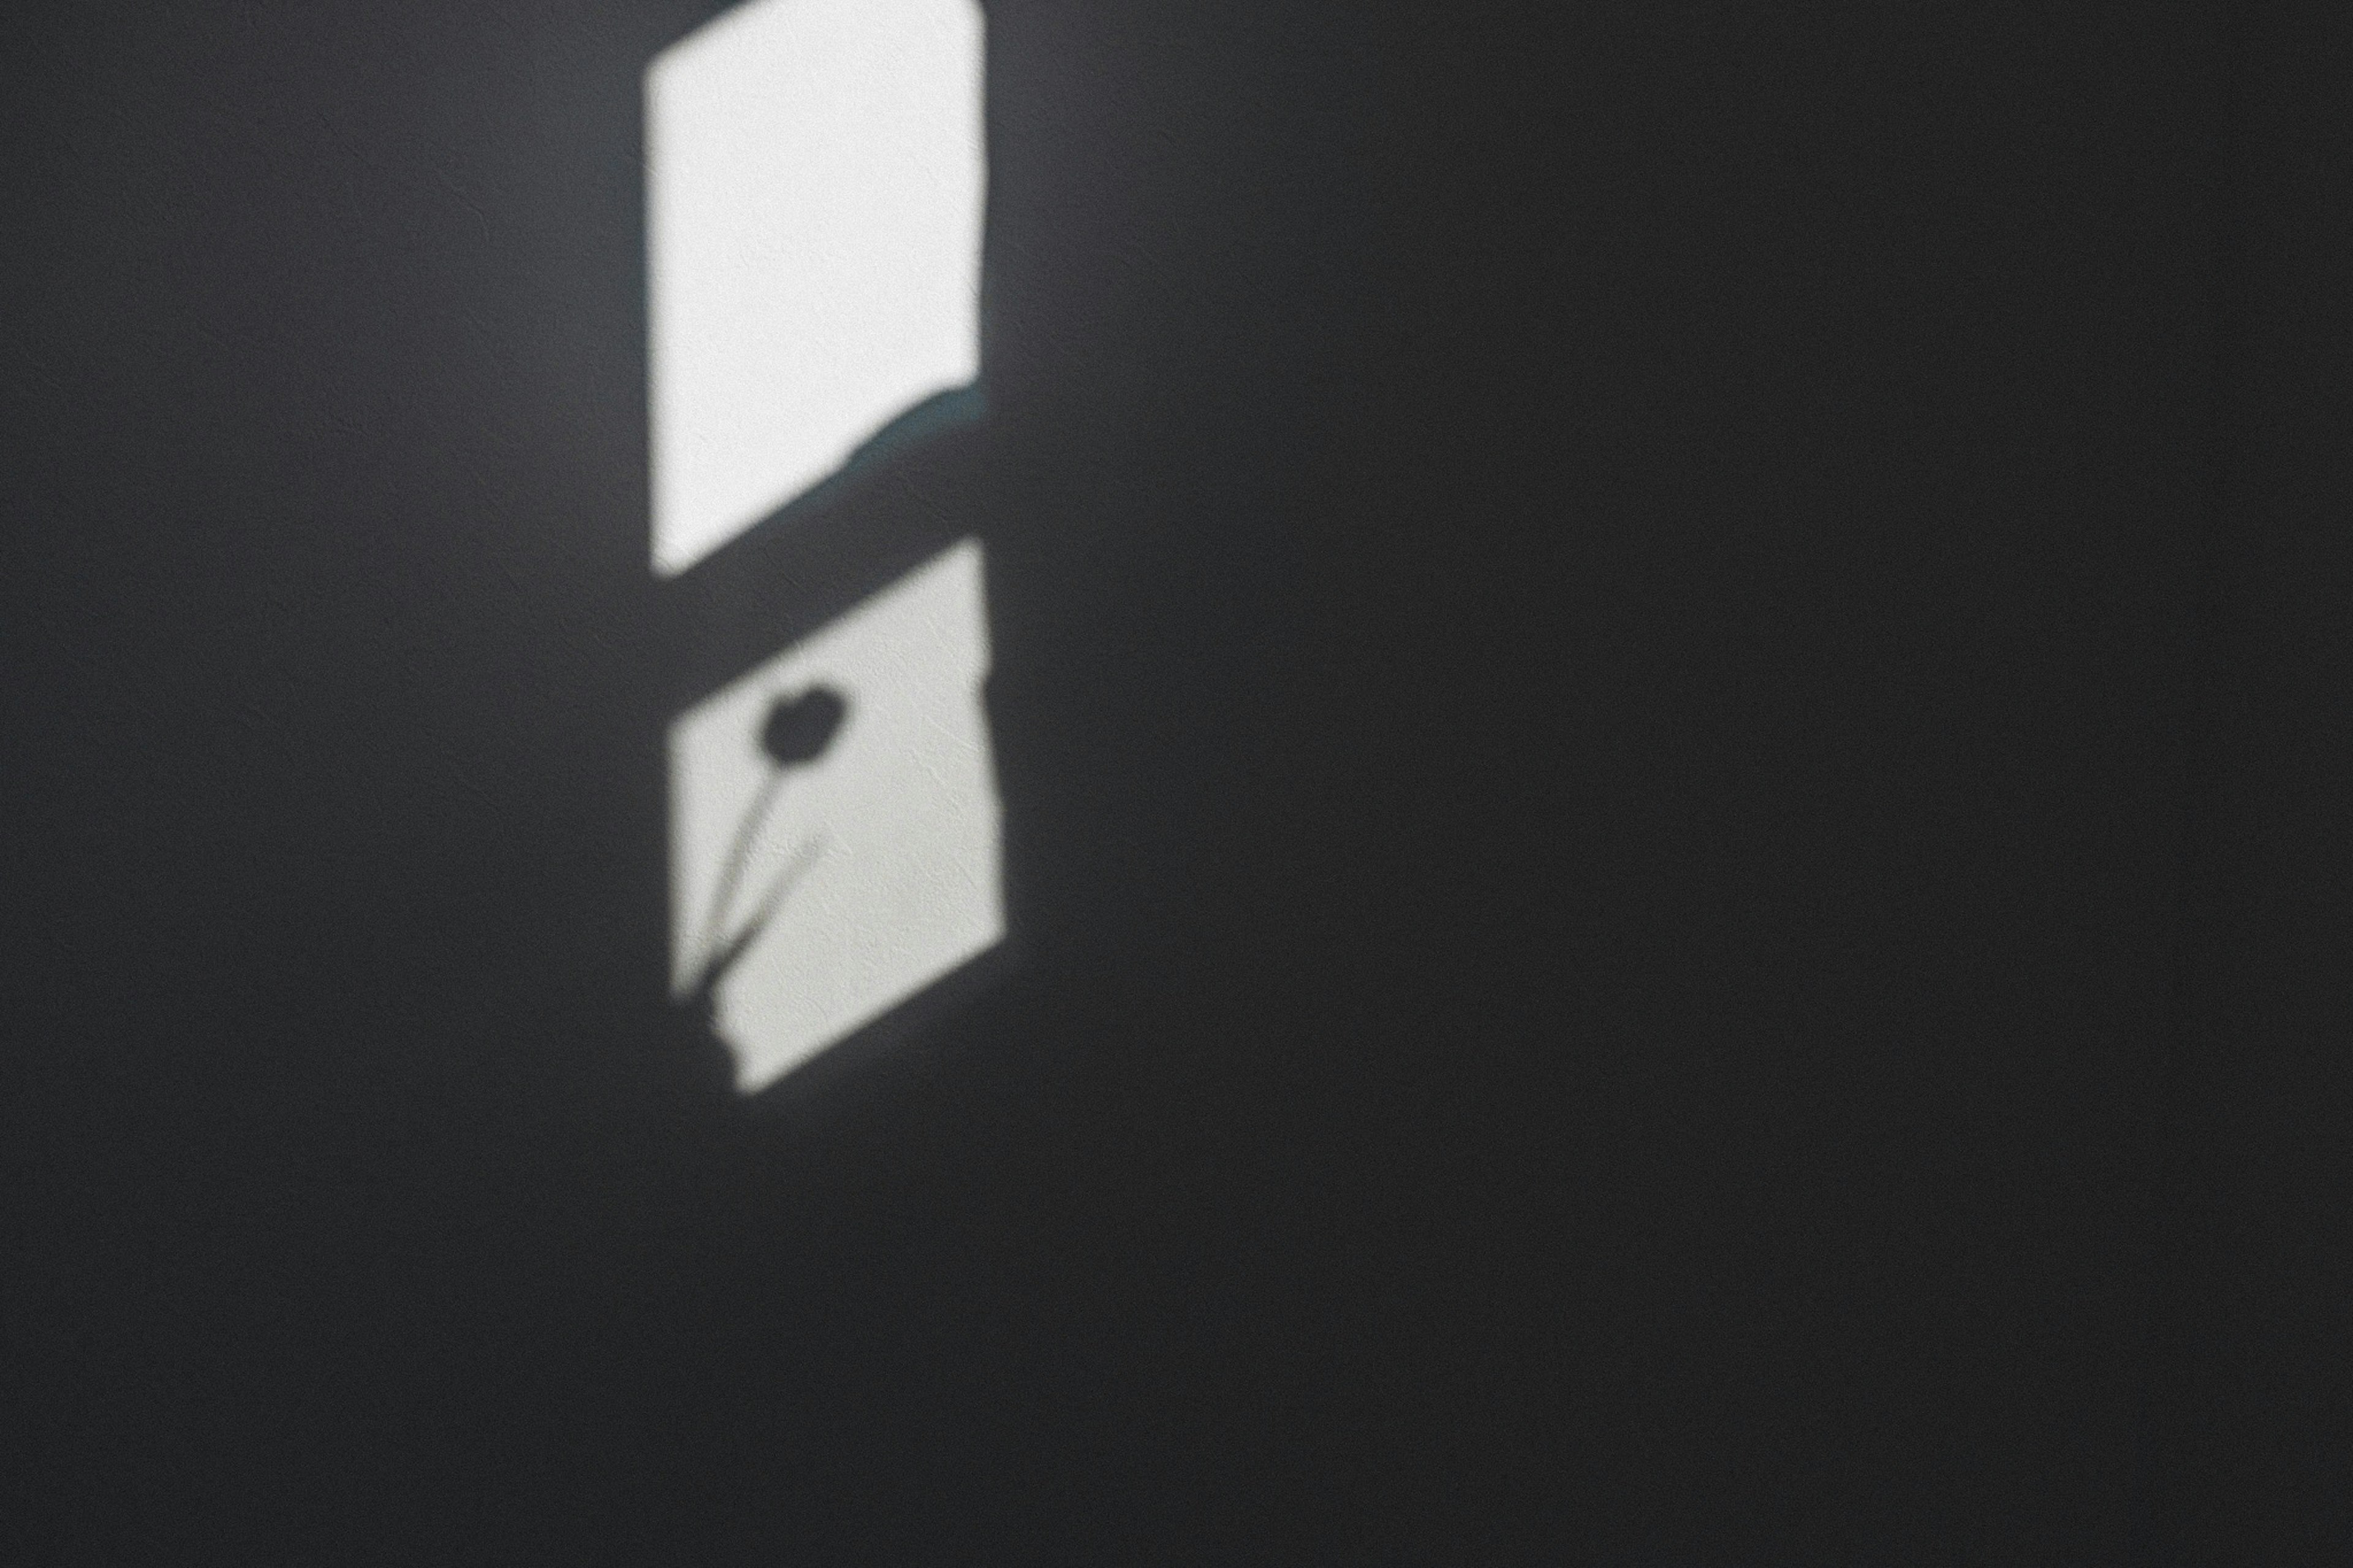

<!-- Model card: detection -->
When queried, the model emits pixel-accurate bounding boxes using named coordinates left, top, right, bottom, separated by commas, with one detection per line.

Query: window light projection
left=668, top=540, right=1003, bottom=1093
left=651, top=0, right=1002, bottom=1093
left=646, top=0, right=986, bottom=576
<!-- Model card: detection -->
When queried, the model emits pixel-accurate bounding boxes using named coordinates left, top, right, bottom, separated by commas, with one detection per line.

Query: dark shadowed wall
left=4, top=2, right=2344, bottom=1562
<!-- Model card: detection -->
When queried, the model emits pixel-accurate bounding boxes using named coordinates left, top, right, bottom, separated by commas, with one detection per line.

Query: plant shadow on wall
left=664, top=686, right=847, bottom=1097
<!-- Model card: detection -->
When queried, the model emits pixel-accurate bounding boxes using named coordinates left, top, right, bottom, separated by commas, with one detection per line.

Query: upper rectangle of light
left=647, top=0, right=985, bottom=577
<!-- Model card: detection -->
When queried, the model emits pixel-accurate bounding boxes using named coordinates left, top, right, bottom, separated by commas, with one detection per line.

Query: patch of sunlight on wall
left=646, top=0, right=985, bottom=576
left=669, top=540, right=1003, bottom=1093
left=651, top=0, right=999, bottom=1091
